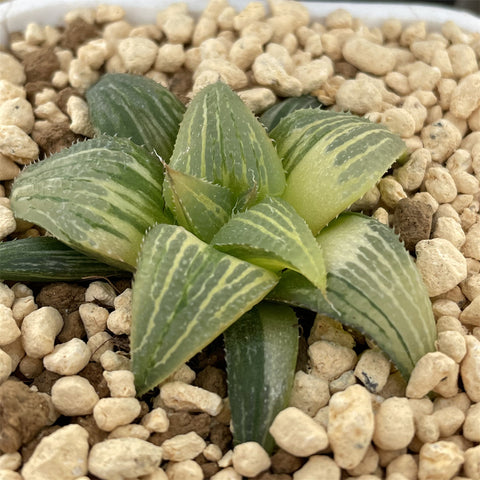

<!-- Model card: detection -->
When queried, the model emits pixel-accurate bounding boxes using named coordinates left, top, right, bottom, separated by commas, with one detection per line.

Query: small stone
left=93, top=397, right=141, bottom=432
left=393, top=198, right=433, bottom=252
left=51, top=375, right=99, bottom=416
left=43, top=338, right=91, bottom=375
left=21, top=425, right=88, bottom=480
left=354, top=349, right=391, bottom=393
left=232, top=442, right=271, bottom=478
left=88, top=438, right=163, bottom=480
left=308, top=340, right=357, bottom=381
left=418, top=441, right=464, bottom=480
left=269, top=407, right=328, bottom=457
left=460, top=335, right=480, bottom=402
left=327, top=384, right=374, bottom=470
left=161, top=432, right=206, bottom=462
left=415, top=239, right=467, bottom=297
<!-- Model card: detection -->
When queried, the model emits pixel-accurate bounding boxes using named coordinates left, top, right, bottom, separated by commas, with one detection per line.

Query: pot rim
left=1, top=0, right=479, bottom=48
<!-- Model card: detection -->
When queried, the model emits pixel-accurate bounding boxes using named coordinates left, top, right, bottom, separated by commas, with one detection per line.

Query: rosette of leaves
left=4, top=73, right=435, bottom=452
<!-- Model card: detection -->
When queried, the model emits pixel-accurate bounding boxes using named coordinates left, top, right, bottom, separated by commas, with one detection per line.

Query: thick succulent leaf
left=268, top=213, right=436, bottom=380
left=131, top=224, right=279, bottom=395
left=163, top=163, right=235, bottom=242
left=10, top=136, right=172, bottom=271
left=211, top=196, right=326, bottom=292
left=225, top=302, right=298, bottom=453
left=259, top=95, right=323, bottom=132
left=169, top=81, right=286, bottom=201
left=0, top=237, right=125, bottom=281
left=86, top=73, right=185, bottom=160
left=270, top=109, right=407, bottom=235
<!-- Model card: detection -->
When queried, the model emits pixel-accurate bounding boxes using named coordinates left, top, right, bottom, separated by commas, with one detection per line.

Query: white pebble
left=418, top=441, right=464, bottom=480
left=0, top=304, right=21, bottom=347
left=289, top=370, right=330, bottom=416
left=327, top=385, right=374, bottom=469
left=93, top=397, right=141, bottom=431
left=160, top=381, right=222, bottom=416
left=43, top=338, right=91, bottom=375
left=415, top=239, right=467, bottom=297
left=309, top=340, right=357, bottom=381
left=460, top=335, right=480, bottom=402
left=293, top=455, right=340, bottom=480
left=88, top=438, right=163, bottom=480
left=21, top=307, right=63, bottom=358
left=103, top=370, right=136, bottom=397
left=21, top=425, right=89, bottom=480
left=141, top=408, right=169, bottom=433
left=269, top=406, right=328, bottom=457
left=161, top=431, right=206, bottom=462
left=51, top=375, right=99, bottom=416
left=0, top=206, right=16, bottom=241
left=231, top=442, right=271, bottom=478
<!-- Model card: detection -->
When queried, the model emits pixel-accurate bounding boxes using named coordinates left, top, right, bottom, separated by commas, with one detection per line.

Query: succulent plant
left=3, top=73, right=435, bottom=451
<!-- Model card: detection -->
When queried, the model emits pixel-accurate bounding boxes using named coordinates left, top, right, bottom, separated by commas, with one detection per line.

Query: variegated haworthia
left=4, top=77, right=436, bottom=453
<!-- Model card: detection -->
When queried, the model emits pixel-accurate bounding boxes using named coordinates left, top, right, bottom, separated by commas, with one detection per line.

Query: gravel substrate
left=1, top=1, right=480, bottom=479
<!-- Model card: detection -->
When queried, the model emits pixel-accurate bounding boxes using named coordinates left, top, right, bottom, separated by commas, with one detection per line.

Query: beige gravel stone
left=88, top=438, right=163, bottom=480
left=289, top=370, right=330, bottom=416
left=93, top=397, right=141, bottom=431
left=415, top=239, right=467, bottom=297
left=0, top=305, right=21, bottom=347
left=269, top=406, right=328, bottom=457
left=231, top=442, right=271, bottom=478
left=460, top=335, right=480, bottom=402
left=327, top=385, right=374, bottom=469
left=21, top=425, right=89, bottom=480
left=418, top=441, right=464, bottom=480
left=51, top=375, right=99, bottom=416
left=293, top=455, right=340, bottom=480
left=43, top=338, right=91, bottom=375
left=160, top=381, right=222, bottom=416
left=308, top=340, right=357, bottom=381
left=161, top=432, right=206, bottom=462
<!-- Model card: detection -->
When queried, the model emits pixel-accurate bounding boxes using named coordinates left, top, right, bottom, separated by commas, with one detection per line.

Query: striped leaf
left=10, top=136, right=172, bottom=271
left=131, top=224, right=279, bottom=395
left=0, top=237, right=125, bottom=281
left=169, top=81, right=286, bottom=201
left=86, top=73, right=185, bottom=160
left=225, top=302, right=298, bottom=453
left=268, top=213, right=436, bottom=380
left=270, top=109, right=407, bottom=235
left=259, top=95, right=323, bottom=132
left=163, top=164, right=235, bottom=242
left=211, top=197, right=326, bottom=292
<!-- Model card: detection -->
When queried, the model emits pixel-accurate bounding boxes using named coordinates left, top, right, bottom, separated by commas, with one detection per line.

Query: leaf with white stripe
left=0, top=237, right=125, bottom=281
left=131, top=224, right=279, bottom=395
left=163, top=163, right=235, bottom=242
left=268, top=213, right=436, bottom=379
left=10, top=136, right=172, bottom=271
left=225, top=302, right=298, bottom=453
left=86, top=73, right=185, bottom=160
left=211, top=196, right=326, bottom=292
left=270, top=109, right=407, bottom=235
left=169, top=81, right=286, bottom=201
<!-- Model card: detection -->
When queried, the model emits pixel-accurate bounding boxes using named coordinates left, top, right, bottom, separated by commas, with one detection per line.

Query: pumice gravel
left=1, top=1, right=480, bottom=479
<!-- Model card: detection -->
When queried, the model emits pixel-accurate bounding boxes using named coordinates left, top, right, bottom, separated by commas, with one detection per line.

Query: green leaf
left=169, top=81, right=286, bottom=201
left=225, top=302, right=298, bottom=453
left=163, top=163, right=235, bottom=242
left=211, top=196, right=327, bottom=293
left=86, top=73, right=185, bottom=160
left=131, top=224, right=279, bottom=395
left=268, top=213, right=436, bottom=380
left=0, top=237, right=126, bottom=281
left=259, top=95, right=323, bottom=132
left=270, top=109, right=406, bottom=235
left=10, top=136, right=172, bottom=271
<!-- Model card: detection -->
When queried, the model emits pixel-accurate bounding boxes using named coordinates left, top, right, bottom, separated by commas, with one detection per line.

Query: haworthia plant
left=268, top=212, right=436, bottom=378
left=131, top=224, right=278, bottom=395
left=270, top=109, right=407, bottom=235
left=10, top=136, right=172, bottom=270
left=86, top=73, right=185, bottom=160
left=225, top=303, right=299, bottom=454
left=3, top=76, right=436, bottom=452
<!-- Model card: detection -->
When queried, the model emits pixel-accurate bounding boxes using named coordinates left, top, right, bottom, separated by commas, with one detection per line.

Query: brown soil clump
left=36, top=282, right=86, bottom=319
left=23, top=47, right=60, bottom=83
left=194, top=365, right=227, bottom=398
left=271, top=449, right=304, bottom=474
left=393, top=197, right=433, bottom=252
left=60, top=18, right=99, bottom=51
left=31, top=120, right=82, bottom=156
left=0, top=380, right=52, bottom=453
